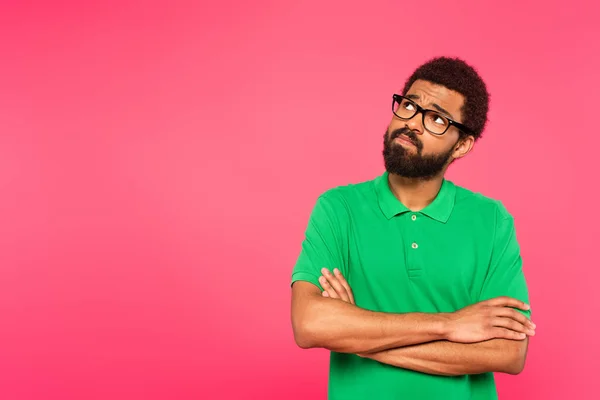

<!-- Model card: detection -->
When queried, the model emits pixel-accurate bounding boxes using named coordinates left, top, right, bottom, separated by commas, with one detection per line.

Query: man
left=290, top=57, right=534, bottom=400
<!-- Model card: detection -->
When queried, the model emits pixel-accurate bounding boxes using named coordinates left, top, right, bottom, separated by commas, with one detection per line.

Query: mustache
left=389, top=127, right=421, bottom=147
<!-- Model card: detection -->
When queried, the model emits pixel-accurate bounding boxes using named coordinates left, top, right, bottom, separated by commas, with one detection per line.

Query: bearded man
left=290, top=56, right=534, bottom=400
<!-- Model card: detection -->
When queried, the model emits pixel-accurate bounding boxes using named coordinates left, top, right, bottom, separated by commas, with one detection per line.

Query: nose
left=405, top=113, right=424, bottom=135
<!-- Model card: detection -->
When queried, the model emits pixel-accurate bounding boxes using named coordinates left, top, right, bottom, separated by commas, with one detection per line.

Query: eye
left=425, top=112, right=449, bottom=129
left=402, top=101, right=415, bottom=111
left=432, top=115, right=446, bottom=125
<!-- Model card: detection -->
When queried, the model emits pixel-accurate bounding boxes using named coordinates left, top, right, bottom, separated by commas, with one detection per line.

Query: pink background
left=0, top=1, right=598, bottom=399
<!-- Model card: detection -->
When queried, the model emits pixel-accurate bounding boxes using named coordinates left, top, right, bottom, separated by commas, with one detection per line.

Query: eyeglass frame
left=391, top=94, right=474, bottom=136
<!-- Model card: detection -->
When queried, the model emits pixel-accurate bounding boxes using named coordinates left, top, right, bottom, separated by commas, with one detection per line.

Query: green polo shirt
left=291, top=171, right=530, bottom=400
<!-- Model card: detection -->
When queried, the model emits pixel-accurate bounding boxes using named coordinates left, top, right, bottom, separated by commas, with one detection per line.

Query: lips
left=394, top=134, right=417, bottom=147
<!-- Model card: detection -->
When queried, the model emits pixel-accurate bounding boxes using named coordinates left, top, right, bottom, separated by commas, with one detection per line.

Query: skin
left=291, top=79, right=534, bottom=376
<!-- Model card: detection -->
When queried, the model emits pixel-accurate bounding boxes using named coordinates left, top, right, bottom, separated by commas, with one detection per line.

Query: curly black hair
left=402, top=57, right=490, bottom=139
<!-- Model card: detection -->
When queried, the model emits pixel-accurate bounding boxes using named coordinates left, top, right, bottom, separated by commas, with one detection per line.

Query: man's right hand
left=444, top=297, right=536, bottom=343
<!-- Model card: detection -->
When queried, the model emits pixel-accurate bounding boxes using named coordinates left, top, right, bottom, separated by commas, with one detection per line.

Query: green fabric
left=291, top=171, right=531, bottom=400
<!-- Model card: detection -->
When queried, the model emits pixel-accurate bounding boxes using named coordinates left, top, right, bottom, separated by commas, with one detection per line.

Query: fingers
left=333, top=268, right=355, bottom=304
left=319, top=274, right=341, bottom=300
left=322, top=268, right=351, bottom=302
left=319, top=268, right=353, bottom=304
left=495, top=307, right=536, bottom=330
left=492, top=317, right=535, bottom=336
left=484, top=296, right=530, bottom=311
left=491, top=327, right=528, bottom=341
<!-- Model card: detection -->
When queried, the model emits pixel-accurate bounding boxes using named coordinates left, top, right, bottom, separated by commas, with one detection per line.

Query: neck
left=387, top=172, right=445, bottom=212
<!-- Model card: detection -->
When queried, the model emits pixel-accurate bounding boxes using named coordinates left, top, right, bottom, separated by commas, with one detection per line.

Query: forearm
left=364, top=338, right=528, bottom=376
left=293, top=293, right=447, bottom=354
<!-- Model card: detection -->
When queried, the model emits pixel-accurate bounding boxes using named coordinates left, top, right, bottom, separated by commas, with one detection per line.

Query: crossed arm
left=291, top=271, right=534, bottom=376
left=363, top=336, right=528, bottom=376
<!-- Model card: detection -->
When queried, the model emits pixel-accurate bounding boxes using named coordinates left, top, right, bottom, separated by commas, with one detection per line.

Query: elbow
left=505, top=355, right=526, bottom=375
left=502, top=342, right=528, bottom=375
left=292, top=316, right=321, bottom=349
left=290, top=286, right=330, bottom=350
left=294, top=331, right=316, bottom=349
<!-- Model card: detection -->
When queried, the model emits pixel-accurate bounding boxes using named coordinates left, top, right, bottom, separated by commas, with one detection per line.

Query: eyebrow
left=405, top=94, right=455, bottom=120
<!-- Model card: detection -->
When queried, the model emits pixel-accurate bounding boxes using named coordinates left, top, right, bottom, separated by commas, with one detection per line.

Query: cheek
left=420, top=135, right=453, bottom=155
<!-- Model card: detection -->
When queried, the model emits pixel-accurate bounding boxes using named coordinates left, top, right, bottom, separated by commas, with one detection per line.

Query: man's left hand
left=319, top=268, right=355, bottom=305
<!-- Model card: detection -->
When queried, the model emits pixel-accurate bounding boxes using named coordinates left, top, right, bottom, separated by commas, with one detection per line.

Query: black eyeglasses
left=392, top=94, right=474, bottom=136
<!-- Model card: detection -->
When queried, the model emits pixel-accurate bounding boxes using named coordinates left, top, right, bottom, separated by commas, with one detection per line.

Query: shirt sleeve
left=291, top=192, right=349, bottom=290
left=478, top=207, right=532, bottom=319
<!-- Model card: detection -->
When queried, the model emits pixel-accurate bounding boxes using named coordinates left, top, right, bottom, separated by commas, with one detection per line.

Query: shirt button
left=411, top=215, right=417, bottom=221
left=412, top=242, right=418, bottom=249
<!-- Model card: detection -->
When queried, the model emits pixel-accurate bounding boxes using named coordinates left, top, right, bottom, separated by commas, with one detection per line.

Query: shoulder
left=312, top=175, right=379, bottom=218
left=452, top=182, right=514, bottom=222
left=318, top=175, right=379, bottom=205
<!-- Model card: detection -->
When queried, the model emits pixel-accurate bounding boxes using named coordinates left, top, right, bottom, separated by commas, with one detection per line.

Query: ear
left=453, top=135, right=475, bottom=159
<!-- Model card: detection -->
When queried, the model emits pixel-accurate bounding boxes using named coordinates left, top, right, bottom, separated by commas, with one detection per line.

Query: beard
left=382, top=127, right=455, bottom=180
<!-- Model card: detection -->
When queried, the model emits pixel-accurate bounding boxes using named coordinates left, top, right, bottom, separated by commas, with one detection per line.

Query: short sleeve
left=478, top=208, right=532, bottom=318
left=291, top=192, right=349, bottom=290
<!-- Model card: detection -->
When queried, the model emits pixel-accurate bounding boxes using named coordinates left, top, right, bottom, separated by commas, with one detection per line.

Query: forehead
left=405, top=79, right=465, bottom=120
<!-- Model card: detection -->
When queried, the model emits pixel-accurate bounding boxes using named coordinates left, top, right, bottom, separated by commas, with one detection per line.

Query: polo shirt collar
left=375, top=171, right=456, bottom=223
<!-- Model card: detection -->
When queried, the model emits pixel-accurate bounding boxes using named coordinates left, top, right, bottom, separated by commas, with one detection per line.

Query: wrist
left=435, top=313, right=453, bottom=340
